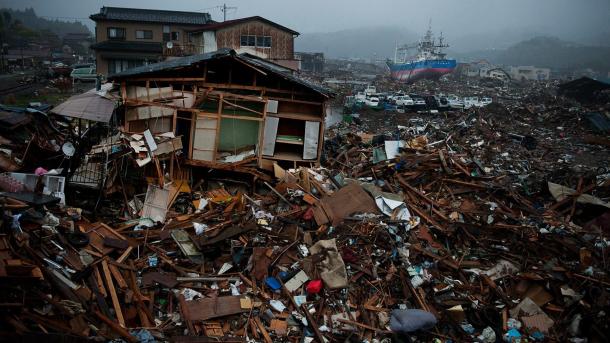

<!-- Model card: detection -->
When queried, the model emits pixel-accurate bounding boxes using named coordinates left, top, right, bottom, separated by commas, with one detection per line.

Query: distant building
left=4, top=47, right=50, bottom=67
left=508, top=65, right=550, bottom=81
left=63, top=32, right=93, bottom=57
left=462, top=60, right=492, bottom=78
left=295, top=52, right=324, bottom=74
left=90, top=7, right=300, bottom=76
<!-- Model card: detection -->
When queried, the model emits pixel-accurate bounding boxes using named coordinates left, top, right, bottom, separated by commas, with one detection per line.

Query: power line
left=198, top=4, right=237, bottom=22
left=221, top=4, right=237, bottom=22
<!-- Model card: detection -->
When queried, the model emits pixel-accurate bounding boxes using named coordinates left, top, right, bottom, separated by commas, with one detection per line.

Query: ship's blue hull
left=387, top=59, right=457, bottom=82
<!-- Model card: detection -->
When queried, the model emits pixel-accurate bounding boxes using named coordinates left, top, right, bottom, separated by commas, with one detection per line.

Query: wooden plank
left=128, top=260, right=153, bottom=327
left=121, top=82, right=127, bottom=102
left=301, top=168, right=311, bottom=193
left=222, top=98, right=263, bottom=115
left=257, top=100, right=268, bottom=165
left=220, top=114, right=263, bottom=121
left=183, top=296, right=247, bottom=321
left=267, top=97, right=323, bottom=106
left=209, top=90, right=267, bottom=103
left=213, top=93, right=223, bottom=162
left=253, top=316, right=273, bottom=343
left=317, top=103, right=326, bottom=163
left=121, top=79, right=320, bottom=97
left=100, top=223, right=128, bottom=240
left=268, top=112, right=322, bottom=122
left=108, top=263, right=128, bottom=290
left=249, top=318, right=260, bottom=339
left=116, top=246, right=133, bottom=264
left=94, top=265, right=107, bottom=298
left=101, top=259, right=126, bottom=327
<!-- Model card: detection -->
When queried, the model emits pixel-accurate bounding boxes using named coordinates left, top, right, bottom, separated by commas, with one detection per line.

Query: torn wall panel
left=126, top=106, right=175, bottom=121
left=192, top=117, right=218, bottom=161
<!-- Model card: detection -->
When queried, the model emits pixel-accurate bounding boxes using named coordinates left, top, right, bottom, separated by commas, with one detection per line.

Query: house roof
left=109, top=48, right=331, bottom=97
left=188, top=16, right=299, bottom=36
left=90, top=41, right=163, bottom=54
left=90, top=6, right=212, bottom=25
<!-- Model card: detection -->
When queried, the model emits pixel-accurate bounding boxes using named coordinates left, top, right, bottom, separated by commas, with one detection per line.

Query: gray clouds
left=2, top=0, right=609, bottom=44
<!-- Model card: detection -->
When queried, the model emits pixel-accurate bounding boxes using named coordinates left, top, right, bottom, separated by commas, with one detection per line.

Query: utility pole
left=221, top=3, right=237, bottom=22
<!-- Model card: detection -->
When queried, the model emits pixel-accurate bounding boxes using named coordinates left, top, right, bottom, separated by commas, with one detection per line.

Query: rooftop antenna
left=221, top=3, right=237, bottom=22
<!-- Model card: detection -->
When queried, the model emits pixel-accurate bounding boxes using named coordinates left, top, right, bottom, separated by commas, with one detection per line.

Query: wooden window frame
left=107, top=27, right=126, bottom=40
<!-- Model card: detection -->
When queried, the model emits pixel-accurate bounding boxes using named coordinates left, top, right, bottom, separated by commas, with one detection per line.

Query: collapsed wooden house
left=109, top=49, right=332, bottom=174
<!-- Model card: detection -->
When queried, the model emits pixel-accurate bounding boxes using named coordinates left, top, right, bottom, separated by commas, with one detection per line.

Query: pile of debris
left=0, top=70, right=609, bottom=342
left=1, top=130, right=609, bottom=342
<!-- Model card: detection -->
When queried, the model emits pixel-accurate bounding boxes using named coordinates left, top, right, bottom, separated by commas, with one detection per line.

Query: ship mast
left=393, top=19, right=450, bottom=64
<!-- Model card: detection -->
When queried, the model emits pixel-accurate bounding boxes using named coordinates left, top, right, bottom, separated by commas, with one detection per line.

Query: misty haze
left=0, top=1, right=609, bottom=343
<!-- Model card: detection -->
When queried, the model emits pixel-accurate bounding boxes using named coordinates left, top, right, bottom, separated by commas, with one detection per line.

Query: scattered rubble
left=0, top=72, right=609, bottom=343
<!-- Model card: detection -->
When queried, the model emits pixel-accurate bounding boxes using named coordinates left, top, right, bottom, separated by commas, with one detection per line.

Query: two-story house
left=187, top=16, right=300, bottom=70
left=90, top=7, right=300, bottom=76
left=90, top=7, right=212, bottom=76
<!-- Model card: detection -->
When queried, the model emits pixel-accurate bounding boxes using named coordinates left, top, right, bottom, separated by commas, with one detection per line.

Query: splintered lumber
left=253, top=316, right=273, bottom=343
left=93, top=265, right=107, bottom=297
left=116, top=246, right=134, bottom=263
left=101, top=259, right=126, bottom=327
left=108, top=264, right=128, bottom=289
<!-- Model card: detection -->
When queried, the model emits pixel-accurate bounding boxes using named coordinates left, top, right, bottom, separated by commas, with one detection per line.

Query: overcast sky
left=2, top=0, right=610, bottom=39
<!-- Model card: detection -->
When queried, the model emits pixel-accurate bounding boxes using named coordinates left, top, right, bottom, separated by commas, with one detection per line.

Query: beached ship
left=387, top=25, right=456, bottom=82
